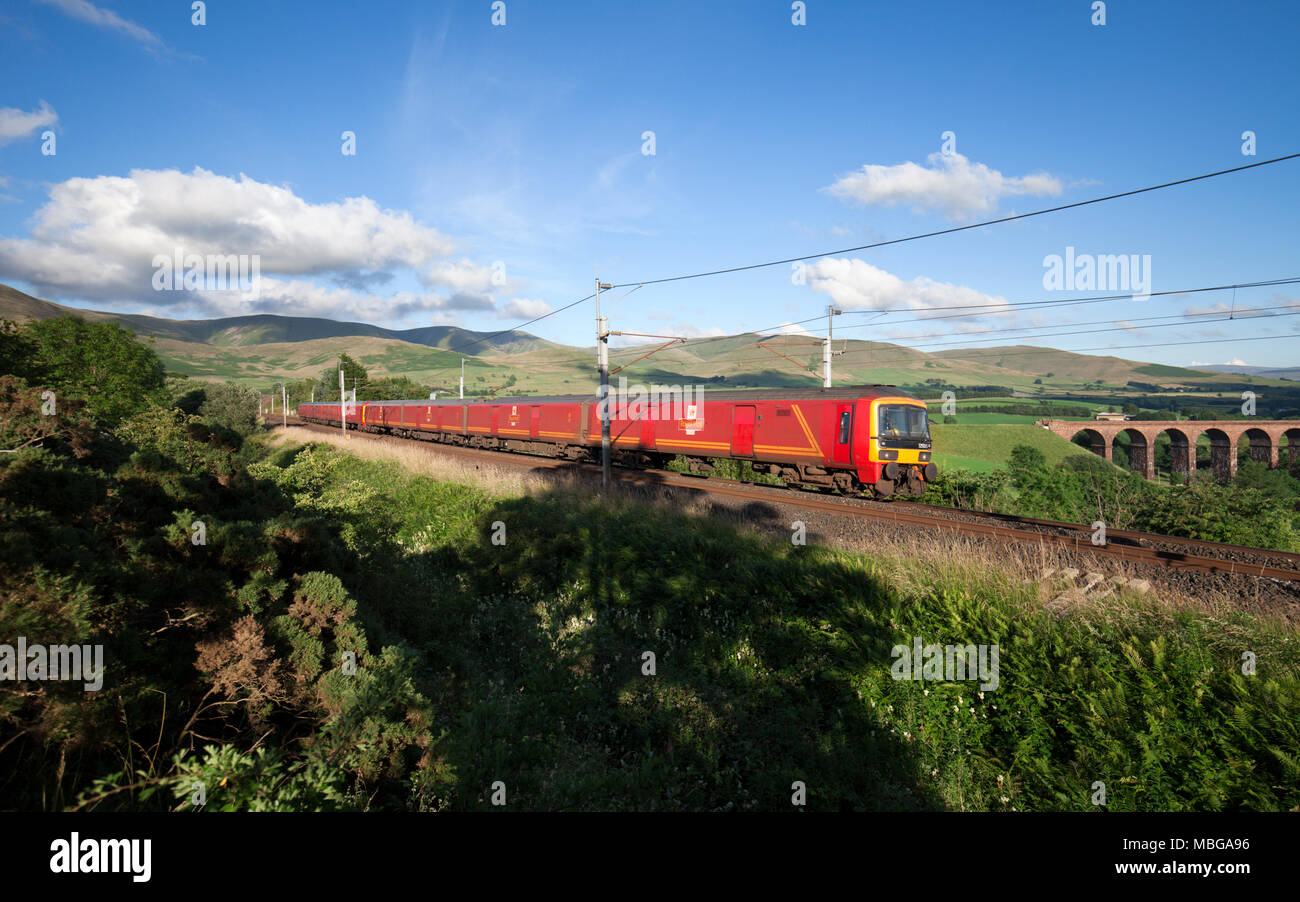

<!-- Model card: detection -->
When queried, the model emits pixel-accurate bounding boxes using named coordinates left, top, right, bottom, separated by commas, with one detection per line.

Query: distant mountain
left=0, top=283, right=558, bottom=356
left=4, top=282, right=1292, bottom=394
left=1199, top=363, right=1300, bottom=380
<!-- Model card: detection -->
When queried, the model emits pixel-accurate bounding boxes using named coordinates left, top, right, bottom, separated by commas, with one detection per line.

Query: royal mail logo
left=682, top=404, right=705, bottom=435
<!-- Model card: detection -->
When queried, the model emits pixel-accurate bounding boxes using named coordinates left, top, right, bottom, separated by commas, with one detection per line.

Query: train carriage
left=299, top=385, right=936, bottom=496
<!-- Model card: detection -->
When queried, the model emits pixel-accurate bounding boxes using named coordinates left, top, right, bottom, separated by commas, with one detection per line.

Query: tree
left=0, top=320, right=33, bottom=378
left=357, top=375, right=427, bottom=402
left=314, top=353, right=368, bottom=401
left=22, top=317, right=166, bottom=425
left=200, top=382, right=261, bottom=433
left=1008, top=444, right=1047, bottom=472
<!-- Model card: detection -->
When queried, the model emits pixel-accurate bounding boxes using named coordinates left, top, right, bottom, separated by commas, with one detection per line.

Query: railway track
left=280, top=418, right=1300, bottom=585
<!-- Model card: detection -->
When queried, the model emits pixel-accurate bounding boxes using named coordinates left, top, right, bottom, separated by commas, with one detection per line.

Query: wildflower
left=1000, top=795, right=1010, bottom=804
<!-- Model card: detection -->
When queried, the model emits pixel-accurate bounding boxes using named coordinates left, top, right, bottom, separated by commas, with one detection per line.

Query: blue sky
left=1, top=0, right=1297, bottom=367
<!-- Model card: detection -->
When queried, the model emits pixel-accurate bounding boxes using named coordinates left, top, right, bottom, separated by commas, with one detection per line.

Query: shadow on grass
left=376, top=485, right=946, bottom=811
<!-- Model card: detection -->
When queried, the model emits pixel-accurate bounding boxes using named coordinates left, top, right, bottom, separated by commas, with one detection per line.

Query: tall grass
left=254, top=435, right=1300, bottom=811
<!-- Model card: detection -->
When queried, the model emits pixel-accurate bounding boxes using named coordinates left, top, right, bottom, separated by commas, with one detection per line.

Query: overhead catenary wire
left=437, top=154, right=1299, bottom=361
left=705, top=302, right=1300, bottom=370
left=741, top=276, right=1300, bottom=338
left=607, top=153, right=1300, bottom=290
left=405, top=154, right=1297, bottom=389
left=604, top=276, right=1300, bottom=358
left=714, top=305, right=1300, bottom=370
left=715, top=314, right=1300, bottom=373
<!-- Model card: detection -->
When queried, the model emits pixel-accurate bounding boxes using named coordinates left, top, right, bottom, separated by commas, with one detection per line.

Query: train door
left=829, top=402, right=853, bottom=467
left=530, top=406, right=541, bottom=439
left=639, top=410, right=655, bottom=449
left=731, top=405, right=756, bottom=457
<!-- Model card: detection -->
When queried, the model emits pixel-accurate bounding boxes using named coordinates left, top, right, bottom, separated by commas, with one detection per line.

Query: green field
left=931, top=423, right=1098, bottom=473
left=933, top=412, right=1093, bottom=425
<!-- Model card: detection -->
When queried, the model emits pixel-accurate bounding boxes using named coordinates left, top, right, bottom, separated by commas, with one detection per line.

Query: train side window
left=838, top=411, right=851, bottom=444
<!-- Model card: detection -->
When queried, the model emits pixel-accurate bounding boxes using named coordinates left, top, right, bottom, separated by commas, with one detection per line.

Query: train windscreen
left=878, top=404, right=930, bottom=441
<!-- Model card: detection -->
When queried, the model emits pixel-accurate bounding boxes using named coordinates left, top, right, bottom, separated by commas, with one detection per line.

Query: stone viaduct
left=1036, top=419, right=1300, bottom=481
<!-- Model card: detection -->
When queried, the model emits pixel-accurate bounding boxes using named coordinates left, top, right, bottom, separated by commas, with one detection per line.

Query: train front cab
left=854, top=396, right=937, bottom=496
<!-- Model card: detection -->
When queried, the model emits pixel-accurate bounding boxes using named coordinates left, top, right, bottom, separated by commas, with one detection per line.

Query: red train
left=298, top=385, right=936, bottom=495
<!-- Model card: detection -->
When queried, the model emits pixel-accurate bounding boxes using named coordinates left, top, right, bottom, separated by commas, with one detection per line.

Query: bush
left=199, top=382, right=260, bottom=434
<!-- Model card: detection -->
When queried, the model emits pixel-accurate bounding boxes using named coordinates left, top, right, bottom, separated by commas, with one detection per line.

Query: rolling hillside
left=4, top=282, right=1291, bottom=397
left=929, top=423, right=1097, bottom=473
left=0, top=284, right=557, bottom=354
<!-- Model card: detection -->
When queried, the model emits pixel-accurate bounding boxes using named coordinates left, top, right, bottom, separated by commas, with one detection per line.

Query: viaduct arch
left=1036, top=419, right=1300, bottom=481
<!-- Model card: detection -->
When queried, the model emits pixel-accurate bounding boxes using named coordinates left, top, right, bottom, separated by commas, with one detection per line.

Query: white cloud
left=1183, top=302, right=1233, bottom=316
left=422, top=258, right=509, bottom=294
left=1115, top=320, right=1150, bottom=337
left=39, top=0, right=162, bottom=48
left=756, top=321, right=813, bottom=337
left=671, top=323, right=727, bottom=339
left=1182, top=301, right=1273, bottom=318
left=0, top=167, right=458, bottom=307
left=500, top=297, right=552, bottom=319
left=1191, top=358, right=1250, bottom=367
left=609, top=321, right=726, bottom=347
left=824, top=152, right=1062, bottom=220
left=0, top=102, right=58, bottom=145
left=803, top=258, right=1011, bottom=324
left=186, top=277, right=488, bottom=324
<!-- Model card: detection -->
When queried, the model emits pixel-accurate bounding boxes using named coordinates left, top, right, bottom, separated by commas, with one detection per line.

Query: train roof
left=308, top=385, right=923, bottom=406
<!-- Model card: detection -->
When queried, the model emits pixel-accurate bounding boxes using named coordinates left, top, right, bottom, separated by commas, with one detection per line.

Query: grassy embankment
left=254, top=428, right=1300, bottom=811
left=929, top=423, right=1097, bottom=473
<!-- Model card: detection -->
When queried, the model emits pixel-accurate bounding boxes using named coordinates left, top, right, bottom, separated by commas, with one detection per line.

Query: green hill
left=5, top=283, right=1295, bottom=402
left=930, top=423, right=1099, bottom=473
left=0, top=283, right=556, bottom=354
